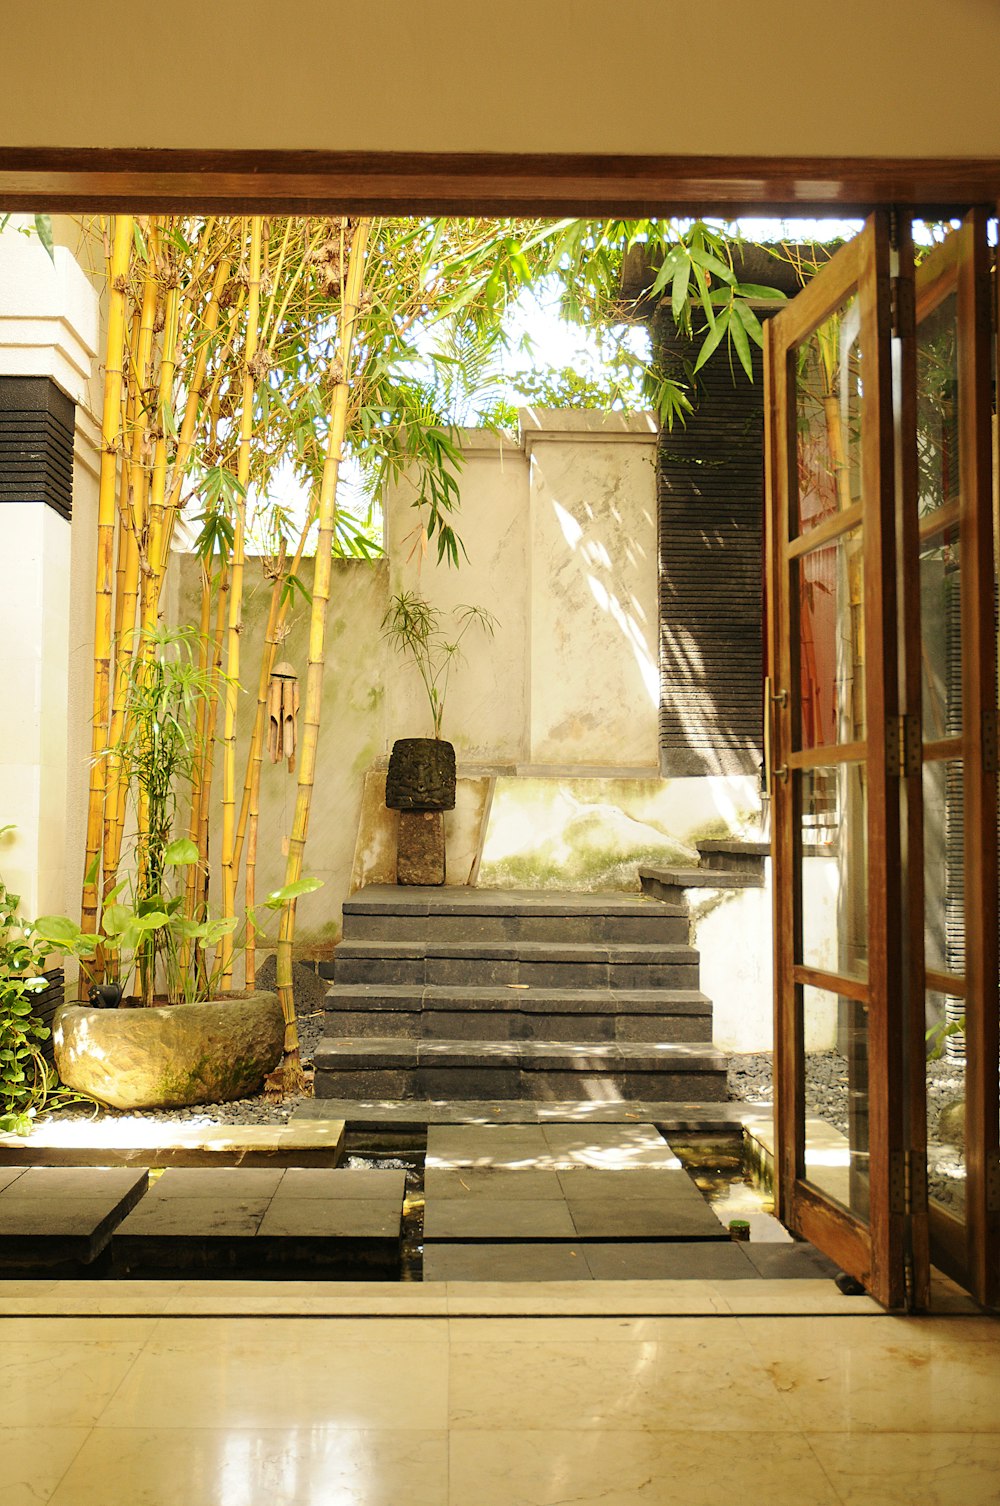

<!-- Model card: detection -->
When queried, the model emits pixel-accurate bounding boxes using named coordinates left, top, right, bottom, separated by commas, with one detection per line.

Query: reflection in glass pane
left=916, top=290, right=959, bottom=519
left=802, top=984, right=870, bottom=1222
left=799, top=763, right=868, bottom=981
left=795, top=294, right=863, bottom=537
left=926, top=987, right=967, bottom=1221
left=796, top=528, right=865, bottom=749
left=923, top=759, right=965, bottom=985
left=919, top=522, right=962, bottom=740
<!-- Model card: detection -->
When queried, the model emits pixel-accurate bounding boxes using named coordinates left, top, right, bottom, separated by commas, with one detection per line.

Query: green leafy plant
left=0, top=873, right=88, bottom=1134
left=381, top=590, right=497, bottom=739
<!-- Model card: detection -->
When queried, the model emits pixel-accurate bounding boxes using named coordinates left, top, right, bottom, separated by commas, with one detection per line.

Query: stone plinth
left=397, top=810, right=446, bottom=885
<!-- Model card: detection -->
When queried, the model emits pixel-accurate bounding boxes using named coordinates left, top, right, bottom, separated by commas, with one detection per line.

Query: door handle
left=764, top=676, right=789, bottom=790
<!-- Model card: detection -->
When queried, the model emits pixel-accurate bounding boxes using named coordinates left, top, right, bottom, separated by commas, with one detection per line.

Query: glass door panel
left=907, top=211, right=998, bottom=1305
left=766, top=214, right=906, bottom=1309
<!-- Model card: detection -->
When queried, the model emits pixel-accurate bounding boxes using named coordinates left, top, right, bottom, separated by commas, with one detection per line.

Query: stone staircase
left=638, top=839, right=769, bottom=903
left=314, top=887, right=728, bottom=1103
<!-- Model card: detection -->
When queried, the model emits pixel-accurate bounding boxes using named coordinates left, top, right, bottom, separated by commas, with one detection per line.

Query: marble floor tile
left=448, top=1428, right=842, bottom=1506
left=0, top=1338, right=146, bottom=1427
left=47, top=1425, right=448, bottom=1506
left=448, top=1323, right=799, bottom=1433
left=737, top=1315, right=1000, bottom=1432
left=807, top=1431, right=1000, bottom=1505
left=99, top=1328, right=449, bottom=1431
left=0, top=1426, right=90, bottom=1506
left=0, top=1316, right=160, bottom=1343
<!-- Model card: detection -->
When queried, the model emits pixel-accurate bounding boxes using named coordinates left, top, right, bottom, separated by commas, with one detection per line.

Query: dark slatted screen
left=33, top=968, right=65, bottom=1065
left=654, top=317, right=766, bottom=777
left=0, top=375, right=76, bottom=521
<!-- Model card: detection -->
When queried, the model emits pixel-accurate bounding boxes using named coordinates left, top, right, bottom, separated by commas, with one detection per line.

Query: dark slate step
left=329, top=939, right=701, bottom=990
left=639, top=865, right=764, bottom=900
left=696, top=839, right=770, bottom=875
left=111, top=1166, right=405, bottom=1278
left=343, top=890, right=688, bottom=945
left=0, top=1167, right=148, bottom=1271
left=314, top=1037, right=729, bottom=1103
left=343, top=885, right=684, bottom=917
left=323, top=984, right=713, bottom=1043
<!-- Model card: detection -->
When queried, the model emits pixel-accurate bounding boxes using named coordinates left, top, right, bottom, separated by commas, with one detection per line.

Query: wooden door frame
left=1, top=146, right=996, bottom=1307
left=2, top=148, right=1000, bottom=216
left=764, top=217, right=908, bottom=1309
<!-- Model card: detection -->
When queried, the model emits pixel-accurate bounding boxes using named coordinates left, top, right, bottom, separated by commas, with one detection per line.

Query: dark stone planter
left=385, top=737, right=456, bottom=812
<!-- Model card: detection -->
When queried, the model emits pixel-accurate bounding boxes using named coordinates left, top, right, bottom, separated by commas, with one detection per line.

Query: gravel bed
left=728, top=1049, right=968, bottom=1213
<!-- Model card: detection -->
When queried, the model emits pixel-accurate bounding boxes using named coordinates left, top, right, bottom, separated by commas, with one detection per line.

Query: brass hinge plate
left=987, top=1156, right=1000, bottom=1214
left=984, top=709, right=999, bottom=775
left=890, top=275, right=915, bottom=340
left=887, top=714, right=921, bottom=777
left=890, top=1150, right=927, bottom=1216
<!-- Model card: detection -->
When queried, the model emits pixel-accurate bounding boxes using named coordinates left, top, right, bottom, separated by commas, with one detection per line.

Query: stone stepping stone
left=423, top=1125, right=728, bottom=1244
left=426, top=1122, right=685, bottom=1171
left=422, top=1240, right=758, bottom=1281
left=423, top=1242, right=592, bottom=1282
left=112, top=1165, right=404, bottom=1278
left=0, top=1118, right=346, bottom=1168
left=0, top=1166, right=148, bottom=1271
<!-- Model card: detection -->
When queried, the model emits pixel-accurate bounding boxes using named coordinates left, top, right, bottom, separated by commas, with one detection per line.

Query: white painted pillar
left=0, top=223, right=100, bottom=920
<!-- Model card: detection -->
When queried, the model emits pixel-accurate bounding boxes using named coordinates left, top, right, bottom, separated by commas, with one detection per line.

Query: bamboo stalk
left=141, top=273, right=181, bottom=640
left=104, top=234, right=162, bottom=892
left=81, top=214, right=134, bottom=946
left=219, top=218, right=263, bottom=985
left=274, top=217, right=372, bottom=1072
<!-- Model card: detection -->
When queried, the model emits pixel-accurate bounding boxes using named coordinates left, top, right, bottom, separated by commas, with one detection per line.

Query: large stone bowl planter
left=52, top=992, right=284, bottom=1110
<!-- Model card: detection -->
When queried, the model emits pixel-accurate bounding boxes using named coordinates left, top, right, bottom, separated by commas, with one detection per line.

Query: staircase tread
left=344, top=885, right=686, bottom=917
left=325, top=984, right=712, bottom=1010
left=335, top=939, right=699, bottom=960
left=315, top=1037, right=727, bottom=1065
left=639, top=866, right=764, bottom=890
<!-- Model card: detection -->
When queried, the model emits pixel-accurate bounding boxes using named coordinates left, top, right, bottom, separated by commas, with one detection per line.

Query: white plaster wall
left=525, top=412, right=659, bottom=769
left=384, top=429, right=529, bottom=761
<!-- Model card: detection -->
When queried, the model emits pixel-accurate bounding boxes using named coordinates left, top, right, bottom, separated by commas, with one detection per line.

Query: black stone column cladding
left=0, top=375, right=76, bottom=520
left=653, top=312, right=770, bottom=777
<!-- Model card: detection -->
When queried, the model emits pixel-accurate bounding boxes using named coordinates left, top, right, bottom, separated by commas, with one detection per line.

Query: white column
left=0, top=223, right=100, bottom=920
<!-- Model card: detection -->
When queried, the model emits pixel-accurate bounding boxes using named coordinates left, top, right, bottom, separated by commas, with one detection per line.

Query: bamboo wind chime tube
left=81, top=214, right=134, bottom=944
left=220, top=218, right=263, bottom=984
left=274, top=217, right=372, bottom=1063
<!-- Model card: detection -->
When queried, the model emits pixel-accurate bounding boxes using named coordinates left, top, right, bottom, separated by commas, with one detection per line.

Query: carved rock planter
left=53, top=991, right=284, bottom=1110
left=385, top=737, right=456, bottom=812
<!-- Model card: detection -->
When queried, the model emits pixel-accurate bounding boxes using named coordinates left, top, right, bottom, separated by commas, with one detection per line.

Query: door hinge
left=987, top=1156, right=1000, bottom=1214
left=887, top=713, right=920, bottom=776
left=983, top=708, right=999, bottom=775
left=891, top=1150, right=927, bottom=1215
left=890, top=275, right=915, bottom=340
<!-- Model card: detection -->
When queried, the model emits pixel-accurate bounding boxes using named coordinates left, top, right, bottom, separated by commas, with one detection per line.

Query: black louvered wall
left=653, top=314, right=768, bottom=777
left=0, top=375, right=75, bottom=520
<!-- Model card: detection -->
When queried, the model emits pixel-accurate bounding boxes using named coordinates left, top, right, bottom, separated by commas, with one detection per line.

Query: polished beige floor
left=2, top=1284, right=999, bottom=1506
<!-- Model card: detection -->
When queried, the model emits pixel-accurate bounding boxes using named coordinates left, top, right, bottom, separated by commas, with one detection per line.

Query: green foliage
left=381, top=590, right=497, bottom=739
left=0, top=213, right=56, bottom=263
left=0, top=873, right=88, bottom=1134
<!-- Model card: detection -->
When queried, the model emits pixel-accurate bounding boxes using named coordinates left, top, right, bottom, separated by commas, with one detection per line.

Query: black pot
left=385, top=737, right=456, bottom=811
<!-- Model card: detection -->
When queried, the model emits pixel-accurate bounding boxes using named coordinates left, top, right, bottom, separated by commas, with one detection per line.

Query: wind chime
left=267, top=660, right=300, bottom=772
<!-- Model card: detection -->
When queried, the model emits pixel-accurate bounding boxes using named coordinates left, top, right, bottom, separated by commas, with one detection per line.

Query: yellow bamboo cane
left=274, top=217, right=372, bottom=1078
left=81, top=214, right=134, bottom=946
left=220, top=218, right=263, bottom=983
left=104, top=234, right=162, bottom=892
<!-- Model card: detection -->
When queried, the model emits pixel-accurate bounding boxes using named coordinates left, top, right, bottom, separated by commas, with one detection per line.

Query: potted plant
left=30, top=628, right=323, bottom=1111
left=381, top=591, right=496, bottom=882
